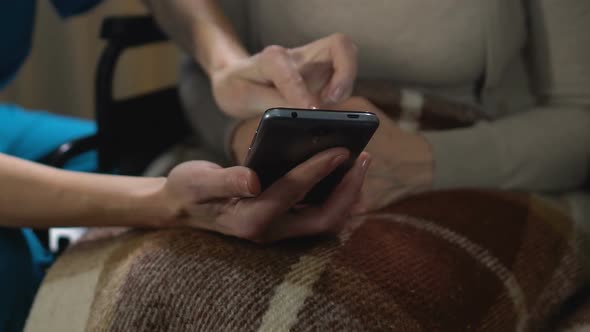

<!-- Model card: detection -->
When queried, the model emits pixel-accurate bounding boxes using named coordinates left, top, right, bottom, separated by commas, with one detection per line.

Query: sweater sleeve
left=423, top=0, right=590, bottom=191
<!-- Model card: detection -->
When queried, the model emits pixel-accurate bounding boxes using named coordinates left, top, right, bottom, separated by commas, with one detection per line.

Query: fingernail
left=329, top=86, right=343, bottom=103
left=360, top=156, right=371, bottom=175
left=243, top=179, right=256, bottom=197
left=332, top=154, right=348, bottom=168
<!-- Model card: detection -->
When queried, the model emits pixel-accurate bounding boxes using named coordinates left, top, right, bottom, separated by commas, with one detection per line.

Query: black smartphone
left=244, top=108, right=379, bottom=204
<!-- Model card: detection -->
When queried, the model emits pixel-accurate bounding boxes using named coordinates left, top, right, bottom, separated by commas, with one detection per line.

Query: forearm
left=424, top=107, right=590, bottom=191
left=143, top=0, right=248, bottom=75
left=0, top=154, right=175, bottom=228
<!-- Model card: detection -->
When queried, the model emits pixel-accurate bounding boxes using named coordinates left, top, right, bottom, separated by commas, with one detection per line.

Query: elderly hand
left=229, top=96, right=433, bottom=214
left=161, top=148, right=370, bottom=243
left=210, top=33, right=358, bottom=118
left=332, top=97, right=435, bottom=212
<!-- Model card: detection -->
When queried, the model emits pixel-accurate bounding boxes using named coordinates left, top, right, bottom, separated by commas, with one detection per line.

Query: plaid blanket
left=25, top=190, right=589, bottom=331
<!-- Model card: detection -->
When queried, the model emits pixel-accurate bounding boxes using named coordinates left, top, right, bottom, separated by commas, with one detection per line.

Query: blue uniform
left=1, top=1, right=101, bottom=331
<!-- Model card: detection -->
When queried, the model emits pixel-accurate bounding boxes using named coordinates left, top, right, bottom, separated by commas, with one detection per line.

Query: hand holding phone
left=244, top=108, right=379, bottom=204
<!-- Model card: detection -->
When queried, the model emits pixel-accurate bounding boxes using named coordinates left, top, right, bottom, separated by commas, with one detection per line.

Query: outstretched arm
left=0, top=149, right=369, bottom=243
left=142, top=0, right=247, bottom=76
left=0, top=153, right=173, bottom=228
left=143, top=0, right=358, bottom=117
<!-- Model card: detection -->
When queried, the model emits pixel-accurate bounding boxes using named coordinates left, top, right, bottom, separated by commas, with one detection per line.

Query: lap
left=26, top=190, right=590, bottom=331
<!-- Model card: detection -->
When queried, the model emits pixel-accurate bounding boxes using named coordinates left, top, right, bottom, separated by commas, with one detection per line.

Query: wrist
left=396, top=132, right=435, bottom=192
left=375, top=131, right=434, bottom=190
left=191, top=23, right=249, bottom=77
left=131, top=177, right=182, bottom=228
left=205, top=47, right=248, bottom=77
left=401, top=132, right=434, bottom=186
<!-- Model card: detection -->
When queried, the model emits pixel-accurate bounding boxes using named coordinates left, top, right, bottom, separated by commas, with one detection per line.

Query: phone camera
left=291, top=112, right=298, bottom=118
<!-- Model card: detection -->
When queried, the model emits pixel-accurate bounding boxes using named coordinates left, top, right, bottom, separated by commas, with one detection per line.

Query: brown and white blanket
left=25, top=190, right=590, bottom=331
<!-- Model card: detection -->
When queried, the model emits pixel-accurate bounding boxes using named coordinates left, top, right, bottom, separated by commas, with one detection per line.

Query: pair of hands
left=161, top=148, right=370, bottom=243
left=163, top=99, right=431, bottom=243
left=210, top=33, right=358, bottom=118
left=230, top=96, right=435, bottom=215
left=217, top=33, right=434, bottom=214
left=151, top=34, right=364, bottom=243
left=161, top=33, right=432, bottom=243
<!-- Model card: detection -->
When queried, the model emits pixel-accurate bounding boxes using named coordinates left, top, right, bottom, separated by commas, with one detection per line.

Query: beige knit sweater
left=194, top=0, right=589, bottom=217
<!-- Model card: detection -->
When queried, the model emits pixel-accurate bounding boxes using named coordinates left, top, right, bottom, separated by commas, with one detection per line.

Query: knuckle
left=262, top=45, right=287, bottom=59
left=290, top=71, right=305, bottom=84
left=331, top=33, right=355, bottom=48
left=275, top=66, right=303, bottom=87
left=277, top=72, right=301, bottom=86
left=331, top=33, right=358, bottom=58
left=331, top=32, right=350, bottom=43
left=261, top=46, right=303, bottom=85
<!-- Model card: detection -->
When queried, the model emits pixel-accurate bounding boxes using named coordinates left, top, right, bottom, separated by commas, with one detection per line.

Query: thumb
left=196, top=166, right=261, bottom=200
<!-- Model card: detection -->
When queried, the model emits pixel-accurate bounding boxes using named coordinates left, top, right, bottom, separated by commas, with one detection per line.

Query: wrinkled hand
left=332, top=97, right=435, bottom=212
left=162, top=148, right=370, bottom=243
left=229, top=96, right=433, bottom=213
left=211, top=33, right=358, bottom=118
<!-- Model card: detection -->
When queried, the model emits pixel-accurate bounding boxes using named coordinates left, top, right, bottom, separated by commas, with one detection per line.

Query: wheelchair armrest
left=100, top=15, right=168, bottom=46
left=96, top=14, right=194, bottom=175
left=39, top=135, right=98, bottom=169
left=96, top=16, right=168, bottom=173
